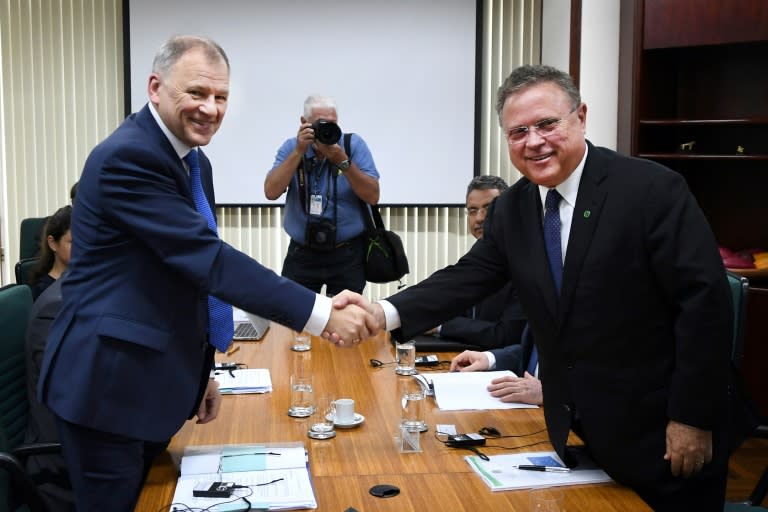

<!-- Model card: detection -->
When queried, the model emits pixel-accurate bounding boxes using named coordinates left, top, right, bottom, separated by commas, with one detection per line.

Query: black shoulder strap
left=344, top=133, right=352, bottom=159
left=348, top=132, right=382, bottom=230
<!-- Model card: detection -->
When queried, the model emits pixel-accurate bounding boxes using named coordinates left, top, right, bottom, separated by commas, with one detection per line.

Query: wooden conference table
left=136, top=324, right=649, bottom=511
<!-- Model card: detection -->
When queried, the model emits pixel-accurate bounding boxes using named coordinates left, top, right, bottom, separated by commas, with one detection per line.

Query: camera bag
left=343, top=134, right=410, bottom=284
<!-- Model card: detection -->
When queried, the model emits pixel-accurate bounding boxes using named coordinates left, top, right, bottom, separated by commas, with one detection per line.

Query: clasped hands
left=322, top=291, right=384, bottom=347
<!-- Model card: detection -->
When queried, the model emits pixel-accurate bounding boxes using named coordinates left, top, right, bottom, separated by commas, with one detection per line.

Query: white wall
left=541, top=0, right=571, bottom=71
left=579, top=0, right=621, bottom=149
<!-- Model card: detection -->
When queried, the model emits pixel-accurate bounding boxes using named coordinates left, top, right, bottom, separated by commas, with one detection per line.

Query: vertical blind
left=0, top=0, right=541, bottom=294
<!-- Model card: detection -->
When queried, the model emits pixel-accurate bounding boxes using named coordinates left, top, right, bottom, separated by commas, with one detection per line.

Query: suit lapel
left=559, top=146, right=608, bottom=324
left=519, top=182, right=560, bottom=322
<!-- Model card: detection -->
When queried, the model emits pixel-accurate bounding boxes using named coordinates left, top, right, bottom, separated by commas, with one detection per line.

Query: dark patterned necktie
left=184, top=149, right=234, bottom=352
left=527, top=189, right=563, bottom=375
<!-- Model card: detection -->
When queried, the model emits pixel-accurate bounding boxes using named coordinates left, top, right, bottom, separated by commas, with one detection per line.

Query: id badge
left=310, top=194, right=323, bottom=216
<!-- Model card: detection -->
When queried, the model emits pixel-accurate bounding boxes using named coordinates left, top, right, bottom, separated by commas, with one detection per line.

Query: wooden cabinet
left=618, top=0, right=768, bottom=419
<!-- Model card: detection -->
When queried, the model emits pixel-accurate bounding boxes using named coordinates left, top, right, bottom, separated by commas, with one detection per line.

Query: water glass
left=529, top=487, right=564, bottom=511
left=401, top=389, right=426, bottom=432
left=308, top=395, right=336, bottom=439
left=287, top=375, right=313, bottom=417
left=395, top=340, right=416, bottom=375
left=291, top=331, right=311, bottom=352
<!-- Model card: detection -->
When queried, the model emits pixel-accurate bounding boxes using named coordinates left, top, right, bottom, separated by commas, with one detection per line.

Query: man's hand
left=487, top=372, right=543, bottom=405
left=325, top=291, right=385, bottom=345
left=295, top=121, right=314, bottom=155
left=664, top=420, right=712, bottom=478
left=450, top=350, right=490, bottom=372
left=196, top=379, right=222, bottom=425
left=324, top=293, right=380, bottom=347
left=313, top=142, right=347, bottom=166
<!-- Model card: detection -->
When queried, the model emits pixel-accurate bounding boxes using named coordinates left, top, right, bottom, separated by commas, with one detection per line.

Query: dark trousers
left=282, top=236, right=366, bottom=296
left=56, top=418, right=169, bottom=512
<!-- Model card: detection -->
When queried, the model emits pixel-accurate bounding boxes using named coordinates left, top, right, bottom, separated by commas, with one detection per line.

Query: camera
left=311, top=119, right=341, bottom=145
left=305, top=218, right=337, bottom=251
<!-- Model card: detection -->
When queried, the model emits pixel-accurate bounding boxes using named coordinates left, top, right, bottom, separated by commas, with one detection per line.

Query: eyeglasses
left=466, top=205, right=490, bottom=217
left=505, top=105, right=578, bottom=145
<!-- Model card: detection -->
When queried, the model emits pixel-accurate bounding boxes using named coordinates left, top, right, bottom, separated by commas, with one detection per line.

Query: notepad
left=173, top=443, right=317, bottom=511
left=466, top=451, right=612, bottom=491
left=213, top=368, right=272, bottom=394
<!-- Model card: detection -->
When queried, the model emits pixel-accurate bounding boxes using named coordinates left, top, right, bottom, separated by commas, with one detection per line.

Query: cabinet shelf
left=638, top=153, right=768, bottom=160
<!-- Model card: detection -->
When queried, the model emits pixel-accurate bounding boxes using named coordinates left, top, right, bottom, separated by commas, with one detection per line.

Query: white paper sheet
left=213, top=368, right=272, bottom=394
left=427, top=371, right=539, bottom=410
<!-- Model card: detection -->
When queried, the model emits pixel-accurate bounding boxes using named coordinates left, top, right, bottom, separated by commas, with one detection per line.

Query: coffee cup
left=334, top=398, right=356, bottom=424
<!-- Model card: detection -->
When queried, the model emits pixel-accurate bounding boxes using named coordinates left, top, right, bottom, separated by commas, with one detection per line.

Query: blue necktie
left=527, top=189, right=563, bottom=375
left=184, top=149, right=234, bottom=352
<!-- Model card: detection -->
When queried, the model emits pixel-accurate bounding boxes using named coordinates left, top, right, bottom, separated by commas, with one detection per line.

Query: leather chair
left=14, top=259, right=39, bottom=287
left=0, top=284, right=62, bottom=512
left=18, top=218, right=47, bottom=261
left=726, top=271, right=749, bottom=369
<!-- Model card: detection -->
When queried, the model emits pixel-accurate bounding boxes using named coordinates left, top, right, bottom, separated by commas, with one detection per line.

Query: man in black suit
left=336, top=65, right=734, bottom=511
left=423, top=175, right=527, bottom=351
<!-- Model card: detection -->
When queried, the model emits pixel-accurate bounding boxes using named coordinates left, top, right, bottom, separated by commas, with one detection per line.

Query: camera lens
left=315, top=231, right=327, bottom=244
left=311, top=120, right=341, bottom=145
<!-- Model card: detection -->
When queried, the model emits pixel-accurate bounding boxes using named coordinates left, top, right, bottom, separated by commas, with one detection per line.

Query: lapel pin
left=583, top=210, right=591, bottom=218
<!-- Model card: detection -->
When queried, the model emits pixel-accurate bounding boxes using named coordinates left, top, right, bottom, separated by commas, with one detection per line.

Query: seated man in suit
left=24, top=276, right=74, bottom=511
left=423, top=175, right=527, bottom=350
left=450, top=325, right=542, bottom=405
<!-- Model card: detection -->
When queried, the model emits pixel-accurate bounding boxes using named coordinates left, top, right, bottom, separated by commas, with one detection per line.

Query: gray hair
left=495, top=65, right=580, bottom=126
left=152, top=35, right=229, bottom=77
left=304, top=95, right=337, bottom=118
left=466, top=175, right=509, bottom=199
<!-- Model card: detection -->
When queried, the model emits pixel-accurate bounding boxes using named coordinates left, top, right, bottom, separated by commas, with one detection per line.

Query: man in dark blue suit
left=336, top=65, right=738, bottom=511
left=38, top=35, right=374, bottom=512
left=423, top=176, right=527, bottom=350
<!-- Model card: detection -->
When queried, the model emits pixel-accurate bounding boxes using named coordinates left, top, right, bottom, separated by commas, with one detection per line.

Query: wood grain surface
left=136, top=324, right=650, bottom=511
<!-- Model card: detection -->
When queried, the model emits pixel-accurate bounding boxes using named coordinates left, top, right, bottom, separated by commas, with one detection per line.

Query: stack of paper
left=213, top=368, right=272, bottom=394
left=466, top=451, right=612, bottom=491
left=427, top=371, right=539, bottom=410
left=172, top=443, right=317, bottom=511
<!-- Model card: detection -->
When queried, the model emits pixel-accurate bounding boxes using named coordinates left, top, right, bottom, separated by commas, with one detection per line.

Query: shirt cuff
left=303, top=294, right=332, bottom=336
left=485, top=351, right=496, bottom=370
left=378, top=299, right=401, bottom=331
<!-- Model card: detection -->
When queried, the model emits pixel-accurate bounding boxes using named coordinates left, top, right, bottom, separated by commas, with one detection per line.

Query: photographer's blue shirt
left=269, top=133, right=379, bottom=244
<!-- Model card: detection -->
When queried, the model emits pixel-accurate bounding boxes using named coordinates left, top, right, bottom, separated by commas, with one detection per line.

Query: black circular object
left=369, top=484, right=400, bottom=498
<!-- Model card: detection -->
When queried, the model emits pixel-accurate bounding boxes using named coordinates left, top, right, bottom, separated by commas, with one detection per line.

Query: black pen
left=516, top=465, right=571, bottom=473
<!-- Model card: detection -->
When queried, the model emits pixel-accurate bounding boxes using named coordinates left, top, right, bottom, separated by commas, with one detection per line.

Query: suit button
left=563, top=404, right=571, bottom=413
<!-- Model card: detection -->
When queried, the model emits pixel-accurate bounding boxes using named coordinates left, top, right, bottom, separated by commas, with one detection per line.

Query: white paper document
left=427, top=371, right=539, bottom=410
left=171, top=443, right=317, bottom=511
left=466, top=451, right=612, bottom=491
left=213, top=368, right=272, bottom=394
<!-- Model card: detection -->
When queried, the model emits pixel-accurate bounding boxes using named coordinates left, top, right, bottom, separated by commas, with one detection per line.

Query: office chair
left=18, top=218, right=47, bottom=261
left=14, top=258, right=39, bottom=287
left=726, top=271, right=749, bottom=370
left=0, top=284, right=62, bottom=512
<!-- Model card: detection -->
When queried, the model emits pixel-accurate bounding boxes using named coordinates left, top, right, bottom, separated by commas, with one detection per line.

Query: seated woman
left=30, top=205, right=72, bottom=301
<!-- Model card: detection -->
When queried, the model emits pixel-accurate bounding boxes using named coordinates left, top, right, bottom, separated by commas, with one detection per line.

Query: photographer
left=265, top=95, right=380, bottom=295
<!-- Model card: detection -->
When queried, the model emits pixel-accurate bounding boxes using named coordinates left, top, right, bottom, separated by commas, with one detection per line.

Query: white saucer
left=327, top=413, right=365, bottom=428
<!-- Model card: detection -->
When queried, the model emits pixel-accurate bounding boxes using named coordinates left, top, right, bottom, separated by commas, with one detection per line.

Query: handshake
left=322, top=291, right=385, bottom=347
